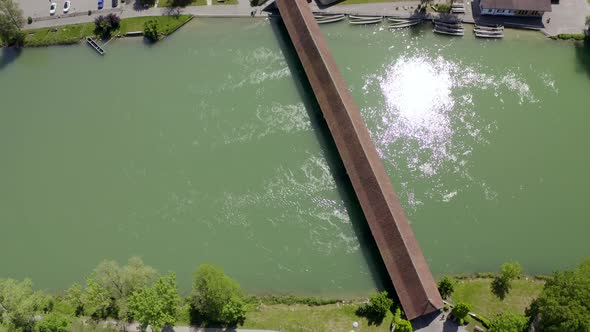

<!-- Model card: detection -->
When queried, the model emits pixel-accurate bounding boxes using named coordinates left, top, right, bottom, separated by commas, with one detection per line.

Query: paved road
left=543, top=0, right=590, bottom=35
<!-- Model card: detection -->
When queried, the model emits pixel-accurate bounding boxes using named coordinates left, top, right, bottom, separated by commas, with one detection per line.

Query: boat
left=433, top=21, right=463, bottom=29
left=474, top=24, right=504, bottom=31
left=316, top=15, right=346, bottom=24
left=387, top=17, right=417, bottom=22
left=349, top=14, right=382, bottom=20
left=475, top=31, right=504, bottom=38
left=433, top=27, right=464, bottom=36
left=349, top=17, right=383, bottom=25
left=388, top=20, right=422, bottom=29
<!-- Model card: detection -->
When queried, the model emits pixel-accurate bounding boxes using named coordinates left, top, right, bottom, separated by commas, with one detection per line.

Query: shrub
left=557, top=34, right=585, bottom=40
left=463, top=315, right=471, bottom=325
left=356, top=291, right=393, bottom=325
left=88, top=10, right=92, bottom=15
left=435, top=4, right=451, bottom=13
left=106, top=13, right=120, bottom=30
left=255, top=295, right=340, bottom=306
left=474, top=272, right=496, bottom=279
left=452, top=302, right=471, bottom=322
left=27, top=16, right=32, bottom=24
left=35, top=313, right=71, bottom=332
left=144, top=20, right=159, bottom=42
left=437, top=276, right=456, bottom=299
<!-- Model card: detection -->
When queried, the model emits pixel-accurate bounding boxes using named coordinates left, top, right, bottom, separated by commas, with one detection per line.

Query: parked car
left=112, top=0, right=118, bottom=7
left=49, top=2, right=57, bottom=15
left=63, top=1, right=71, bottom=13
left=98, top=0, right=103, bottom=9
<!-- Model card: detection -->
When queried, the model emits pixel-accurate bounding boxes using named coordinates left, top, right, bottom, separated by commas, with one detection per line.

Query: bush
left=189, top=264, right=246, bottom=327
left=452, top=302, right=471, bottom=322
left=88, top=10, right=92, bottom=15
left=356, top=291, right=393, bottom=325
left=473, top=315, right=491, bottom=328
left=106, top=13, right=120, bottom=30
left=437, top=276, right=456, bottom=299
left=255, top=295, right=340, bottom=306
left=463, top=315, right=471, bottom=325
left=435, top=4, right=451, bottom=13
left=144, top=20, right=159, bottom=42
left=27, top=16, right=32, bottom=24
left=35, top=313, right=71, bottom=332
left=557, top=34, right=585, bottom=40
left=474, top=272, right=496, bottom=279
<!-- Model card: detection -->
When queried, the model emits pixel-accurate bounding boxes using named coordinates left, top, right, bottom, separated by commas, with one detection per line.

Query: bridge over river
left=265, top=0, right=444, bottom=321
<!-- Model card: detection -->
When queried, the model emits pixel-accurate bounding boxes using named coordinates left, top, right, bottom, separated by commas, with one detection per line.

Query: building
left=480, top=0, right=552, bottom=17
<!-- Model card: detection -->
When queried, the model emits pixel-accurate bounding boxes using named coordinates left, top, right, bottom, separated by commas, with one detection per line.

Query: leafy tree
left=94, top=257, right=155, bottom=301
left=451, top=302, right=471, bottom=325
left=492, top=261, right=522, bottom=299
left=65, top=284, right=84, bottom=316
left=143, top=20, right=159, bottom=42
left=0, top=0, right=24, bottom=46
left=81, top=277, right=112, bottom=320
left=128, top=273, right=179, bottom=332
left=0, top=278, right=43, bottom=331
left=93, top=14, right=121, bottom=39
left=526, top=259, right=590, bottom=332
left=355, top=291, right=393, bottom=326
left=106, top=13, right=120, bottom=30
left=190, top=264, right=246, bottom=326
left=35, top=313, right=71, bottom=332
left=392, top=308, right=412, bottom=332
left=437, top=276, right=456, bottom=299
left=489, top=312, right=527, bottom=332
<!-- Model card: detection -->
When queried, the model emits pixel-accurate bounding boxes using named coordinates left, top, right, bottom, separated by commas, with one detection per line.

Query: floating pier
left=86, top=37, right=105, bottom=55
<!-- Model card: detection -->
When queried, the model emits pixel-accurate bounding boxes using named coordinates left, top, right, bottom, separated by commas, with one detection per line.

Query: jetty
left=267, top=0, right=443, bottom=321
left=86, top=37, right=105, bottom=55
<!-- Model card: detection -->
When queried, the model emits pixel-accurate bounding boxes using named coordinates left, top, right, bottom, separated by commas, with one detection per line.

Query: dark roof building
left=480, top=0, right=552, bottom=16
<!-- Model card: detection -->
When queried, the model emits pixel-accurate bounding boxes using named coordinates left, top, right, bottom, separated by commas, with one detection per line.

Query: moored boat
left=316, top=14, right=346, bottom=24
left=349, top=17, right=383, bottom=25
left=388, top=20, right=422, bottom=29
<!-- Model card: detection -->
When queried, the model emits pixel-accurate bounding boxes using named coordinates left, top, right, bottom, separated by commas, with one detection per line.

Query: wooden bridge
left=267, top=0, right=443, bottom=321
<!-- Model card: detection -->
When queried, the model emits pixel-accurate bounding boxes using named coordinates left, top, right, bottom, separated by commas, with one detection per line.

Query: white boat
left=316, top=15, right=346, bottom=24
left=434, top=21, right=463, bottom=29
left=434, top=27, right=464, bottom=36
left=388, top=20, right=422, bottom=29
left=475, top=31, right=504, bottom=38
left=349, top=15, right=382, bottom=20
left=387, top=17, right=417, bottom=22
left=349, top=18, right=383, bottom=25
left=474, top=25, right=503, bottom=31
left=435, top=25, right=464, bottom=33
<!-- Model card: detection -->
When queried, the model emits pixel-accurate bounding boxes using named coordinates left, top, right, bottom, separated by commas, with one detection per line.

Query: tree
left=0, top=278, right=43, bottom=331
left=356, top=291, right=393, bottom=326
left=585, top=16, right=590, bottom=37
left=489, top=312, right=528, bottom=332
left=64, top=283, right=84, bottom=316
left=190, top=264, right=246, bottom=326
left=526, top=259, right=590, bottom=332
left=492, top=261, right=522, bottom=299
left=392, top=308, right=412, bottom=332
left=35, top=313, right=71, bottom=332
left=93, top=14, right=121, bottom=39
left=451, top=302, right=471, bottom=325
left=128, top=273, right=179, bottom=332
left=437, top=276, right=456, bottom=299
left=94, top=257, right=155, bottom=301
left=81, top=277, right=112, bottom=320
left=0, top=0, right=24, bottom=46
left=106, top=13, right=120, bottom=30
left=143, top=20, right=159, bottom=42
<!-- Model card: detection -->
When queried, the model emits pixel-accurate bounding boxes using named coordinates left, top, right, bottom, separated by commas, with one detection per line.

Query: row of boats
left=314, top=13, right=423, bottom=29
left=313, top=13, right=504, bottom=38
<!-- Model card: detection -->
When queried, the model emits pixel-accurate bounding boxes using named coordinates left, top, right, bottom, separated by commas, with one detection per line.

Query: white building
left=479, top=0, right=552, bottom=17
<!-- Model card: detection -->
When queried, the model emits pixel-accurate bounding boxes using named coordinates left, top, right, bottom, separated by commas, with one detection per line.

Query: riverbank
left=21, top=15, right=192, bottom=47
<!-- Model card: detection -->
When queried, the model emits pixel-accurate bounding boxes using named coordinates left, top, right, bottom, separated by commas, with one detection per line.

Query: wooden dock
left=269, top=0, right=443, bottom=321
left=86, top=37, right=105, bottom=55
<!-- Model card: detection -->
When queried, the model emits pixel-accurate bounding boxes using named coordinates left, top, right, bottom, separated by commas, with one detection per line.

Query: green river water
left=1, top=18, right=589, bottom=295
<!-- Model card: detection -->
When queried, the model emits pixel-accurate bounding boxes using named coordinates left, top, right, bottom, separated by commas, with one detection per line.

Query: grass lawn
left=24, top=23, right=94, bottom=47
left=118, top=15, right=192, bottom=35
left=243, top=303, right=393, bottom=331
left=451, top=278, right=544, bottom=319
left=158, top=0, right=206, bottom=7
left=337, top=0, right=409, bottom=5
left=212, top=0, right=239, bottom=5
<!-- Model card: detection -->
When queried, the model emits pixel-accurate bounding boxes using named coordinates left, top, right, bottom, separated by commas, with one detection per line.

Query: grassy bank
left=452, top=278, right=544, bottom=319
left=213, top=0, right=239, bottom=4
left=23, top=15, right=192, bottom=47
left=158, top=0, right=206, bottom=7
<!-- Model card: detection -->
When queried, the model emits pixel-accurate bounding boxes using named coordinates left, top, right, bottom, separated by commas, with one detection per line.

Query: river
left=0, top=18, right=589, bottom=295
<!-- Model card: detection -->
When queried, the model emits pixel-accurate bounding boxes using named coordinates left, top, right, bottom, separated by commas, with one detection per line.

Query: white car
left=63, top=1, right=71, bottom=13
left=49, top=2, right=57, bottom=15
